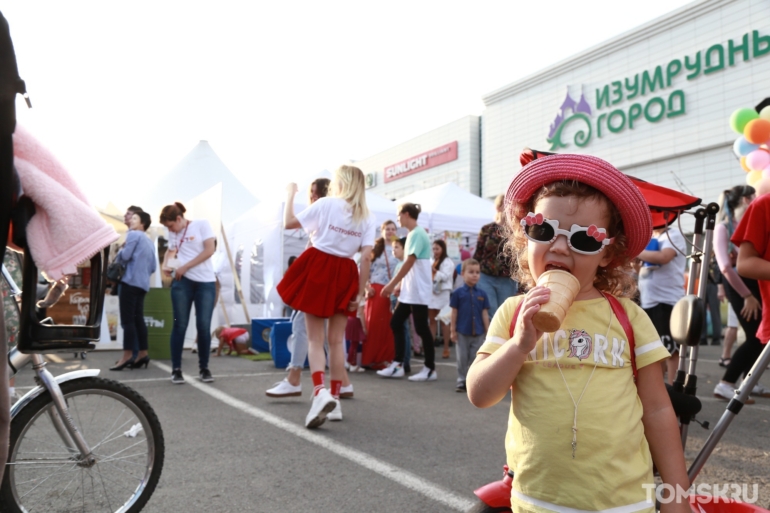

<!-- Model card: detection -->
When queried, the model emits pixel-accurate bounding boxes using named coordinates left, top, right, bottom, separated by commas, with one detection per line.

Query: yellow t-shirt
left=478, top=295, right=670, bottom=513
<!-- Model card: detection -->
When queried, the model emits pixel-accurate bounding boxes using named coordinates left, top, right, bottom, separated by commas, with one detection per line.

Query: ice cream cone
left=533, top=270, right=581, bottom=332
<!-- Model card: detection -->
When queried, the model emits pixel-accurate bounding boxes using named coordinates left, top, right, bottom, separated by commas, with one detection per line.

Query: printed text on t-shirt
left=328, top=224, right=362, bottom=238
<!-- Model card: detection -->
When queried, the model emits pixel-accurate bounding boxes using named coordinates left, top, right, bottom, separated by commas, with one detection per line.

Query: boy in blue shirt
left=449, top=258, right=490, bottom=392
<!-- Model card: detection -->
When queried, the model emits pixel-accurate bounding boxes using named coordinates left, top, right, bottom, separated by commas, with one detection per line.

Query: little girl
left=467, top=153, right=690, bottom=513
left=277, top=165, right=376, bottom=429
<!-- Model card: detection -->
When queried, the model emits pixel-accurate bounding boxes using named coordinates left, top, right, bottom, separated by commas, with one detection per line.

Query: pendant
left=571, top=427, right=578, bottom=459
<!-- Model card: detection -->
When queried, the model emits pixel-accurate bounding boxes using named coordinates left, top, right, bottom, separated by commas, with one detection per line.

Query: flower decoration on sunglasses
left=519, top=212, right=614, bottom=255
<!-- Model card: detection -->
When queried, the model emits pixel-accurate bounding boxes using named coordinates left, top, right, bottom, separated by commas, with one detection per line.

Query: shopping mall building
left=356, top=0, right=769, bottom=216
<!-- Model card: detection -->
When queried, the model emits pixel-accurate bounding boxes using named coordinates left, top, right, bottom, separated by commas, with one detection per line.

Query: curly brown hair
left=504, top=180, right=638, bottom=298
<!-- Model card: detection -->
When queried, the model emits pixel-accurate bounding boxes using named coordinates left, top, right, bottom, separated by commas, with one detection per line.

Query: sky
left=3, top=0, right=696, bottom=210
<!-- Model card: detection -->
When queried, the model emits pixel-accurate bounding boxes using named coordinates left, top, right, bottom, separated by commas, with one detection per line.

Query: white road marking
left=152, top=361, right=476, bottom=512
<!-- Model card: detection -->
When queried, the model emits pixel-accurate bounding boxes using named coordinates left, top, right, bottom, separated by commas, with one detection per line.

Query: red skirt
left=277, top=247, right=359, bottom=318
left=361, top=283, right=395, bottom=369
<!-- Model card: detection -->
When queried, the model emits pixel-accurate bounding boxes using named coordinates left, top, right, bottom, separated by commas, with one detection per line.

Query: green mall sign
left=547, top=29, right=770, bottom=150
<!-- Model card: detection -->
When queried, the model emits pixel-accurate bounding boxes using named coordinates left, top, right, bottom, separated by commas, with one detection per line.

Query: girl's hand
left=741, top=295, right=762, bottom=321
left=380, top=283, right=394, bottom=298
left=175, top=264, right=189, bottom=281
left=510, top=286, right=550, bottom=355
left=286, top=183, right=298, bottom=195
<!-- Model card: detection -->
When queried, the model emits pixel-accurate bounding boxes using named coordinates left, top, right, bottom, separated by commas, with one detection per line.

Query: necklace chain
left=550, top=295, right=614, bottom=459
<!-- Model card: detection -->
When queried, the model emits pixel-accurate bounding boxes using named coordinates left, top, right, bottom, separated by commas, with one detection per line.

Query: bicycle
left=1, top=204, right=165, bottom=513
left=468, top=178, right=770, bottom=513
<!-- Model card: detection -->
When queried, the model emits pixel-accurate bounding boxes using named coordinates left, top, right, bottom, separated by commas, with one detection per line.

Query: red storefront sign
left=383, top=141, right=458, bottom=183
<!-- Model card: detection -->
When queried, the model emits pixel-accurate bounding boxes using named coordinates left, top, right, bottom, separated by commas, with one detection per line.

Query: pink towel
left=12, top=125, right=118, bottom=280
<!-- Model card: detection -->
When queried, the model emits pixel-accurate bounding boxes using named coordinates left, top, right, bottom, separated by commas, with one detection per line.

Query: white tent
left=141, top=140, right=258, bottom=226
left=396, top=182, right=495, bottom=234
left=395, top=183, right=494, bottom=260
left=219, top=190, right=397, bottom=320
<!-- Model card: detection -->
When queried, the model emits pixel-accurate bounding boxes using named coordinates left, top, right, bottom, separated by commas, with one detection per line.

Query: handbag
left=106, top=261, right=125, bottom=283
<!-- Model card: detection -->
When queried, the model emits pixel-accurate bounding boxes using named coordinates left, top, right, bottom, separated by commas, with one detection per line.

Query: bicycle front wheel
left=0, top=377, right=164, bottom=513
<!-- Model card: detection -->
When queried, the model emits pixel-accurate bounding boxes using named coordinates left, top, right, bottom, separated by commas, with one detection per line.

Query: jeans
left=391, top=296, right=411, bottom=369
left=477, top=273, right=518, bottom=318
left=170, top=277, right=216, bottom=371
left=456, top=333, right=485, bottom=385
left=288, top=310, right=327, bottom=369
left=118, top=283, right=148, bottom=354
left=700, top=281, right=721, bottom=344
left=391, top=302, right=433, bottom=370
left=722, top=277, right=763, bottom=383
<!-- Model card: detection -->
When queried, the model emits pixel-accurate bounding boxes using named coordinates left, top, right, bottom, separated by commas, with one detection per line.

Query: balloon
left=740, top=156, right=751, bottom=172
left=743, top=118, right=770, bottom=144
left=733, top=136, right=759, bottom=157
left=764, top=167, right=770, bottom=180
left=746, top=149, right=770, bottom=171
left=730, top=107, right=759, bottom=134
left=760, top=105, right=770, bottom=121
left=747, top=169, right=763, bottom=186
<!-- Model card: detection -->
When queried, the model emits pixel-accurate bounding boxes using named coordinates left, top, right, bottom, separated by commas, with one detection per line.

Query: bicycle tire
left=0, top=377, right=164, bottom=513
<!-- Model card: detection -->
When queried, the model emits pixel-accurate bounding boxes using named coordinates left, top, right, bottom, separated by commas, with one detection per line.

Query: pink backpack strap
left=507, top=293, right=637, bottom=382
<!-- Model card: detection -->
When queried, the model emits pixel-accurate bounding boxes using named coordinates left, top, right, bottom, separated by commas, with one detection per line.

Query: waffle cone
left=532, top=270, right=581, bottom=332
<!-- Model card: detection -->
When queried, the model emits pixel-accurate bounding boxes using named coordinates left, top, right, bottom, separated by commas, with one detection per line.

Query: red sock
left=330, top=380, right=342, bottom=400
left=312, top=371, right=325, bottom=396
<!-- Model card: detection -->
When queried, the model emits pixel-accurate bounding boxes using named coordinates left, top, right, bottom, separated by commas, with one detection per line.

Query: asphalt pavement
left=10, top=343, right=770, bottom=512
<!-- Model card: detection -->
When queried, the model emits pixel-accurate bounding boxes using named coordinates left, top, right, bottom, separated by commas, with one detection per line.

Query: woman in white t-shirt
left=159, top=202, right=217, bottom=386
left=428, top=240, right=454, bottom=359
left=277, top=166, right=376, bottom=429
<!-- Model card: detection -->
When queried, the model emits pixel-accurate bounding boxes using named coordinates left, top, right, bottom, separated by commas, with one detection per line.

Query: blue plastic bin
left=270, top=321, right=293, bottom=368
left=251, top=318, right=289, bottom=353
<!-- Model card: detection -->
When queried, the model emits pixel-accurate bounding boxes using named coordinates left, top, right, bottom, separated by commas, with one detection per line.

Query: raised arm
left=284, top=183, right=301, bottom=230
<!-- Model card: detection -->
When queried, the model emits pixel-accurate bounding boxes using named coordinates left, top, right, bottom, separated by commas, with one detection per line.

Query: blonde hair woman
left=277, top=165, right=376, bottom=428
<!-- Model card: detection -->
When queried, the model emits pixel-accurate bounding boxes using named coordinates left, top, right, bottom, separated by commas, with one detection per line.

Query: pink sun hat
left=505, top=153, right=652, bottom=259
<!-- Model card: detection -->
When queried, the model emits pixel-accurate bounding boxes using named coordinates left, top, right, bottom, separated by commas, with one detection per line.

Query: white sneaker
left=714, top=382, right=755, bottom=404
left=376, top=361, right=404, bottom=378
left=328, top=401, right=343, bottom=421
left=349, top=365, right=365, bottom=373
left=339, top=384, right=354, bottom=399
left=266, top=379, right=302, bottom=398
left=751, top=384, right=770, bottom=398
left=305, top=388, right=337, bottom=429
left=344, top=361, right=350, bottom=370
left=408, top=366, right=437, bottom=382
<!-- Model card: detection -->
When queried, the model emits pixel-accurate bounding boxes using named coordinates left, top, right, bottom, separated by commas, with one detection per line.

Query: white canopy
left=396, top=182, right=495, bottom=234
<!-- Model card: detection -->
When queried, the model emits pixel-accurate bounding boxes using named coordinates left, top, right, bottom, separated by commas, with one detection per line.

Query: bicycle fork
left=9, top=350, right=97, bottom=467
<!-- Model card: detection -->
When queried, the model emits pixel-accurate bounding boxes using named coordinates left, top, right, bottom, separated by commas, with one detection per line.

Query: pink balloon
left=746, top=149, right=770, bottom=171
left=764, top=166, right=770, bottom=179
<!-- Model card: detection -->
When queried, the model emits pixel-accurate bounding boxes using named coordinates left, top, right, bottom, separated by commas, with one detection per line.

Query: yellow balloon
left=761, top=105, right=770, bottom=121
left=747, top=169, right=763, bottom=186
left=740, top=156, right=751, bottom=172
